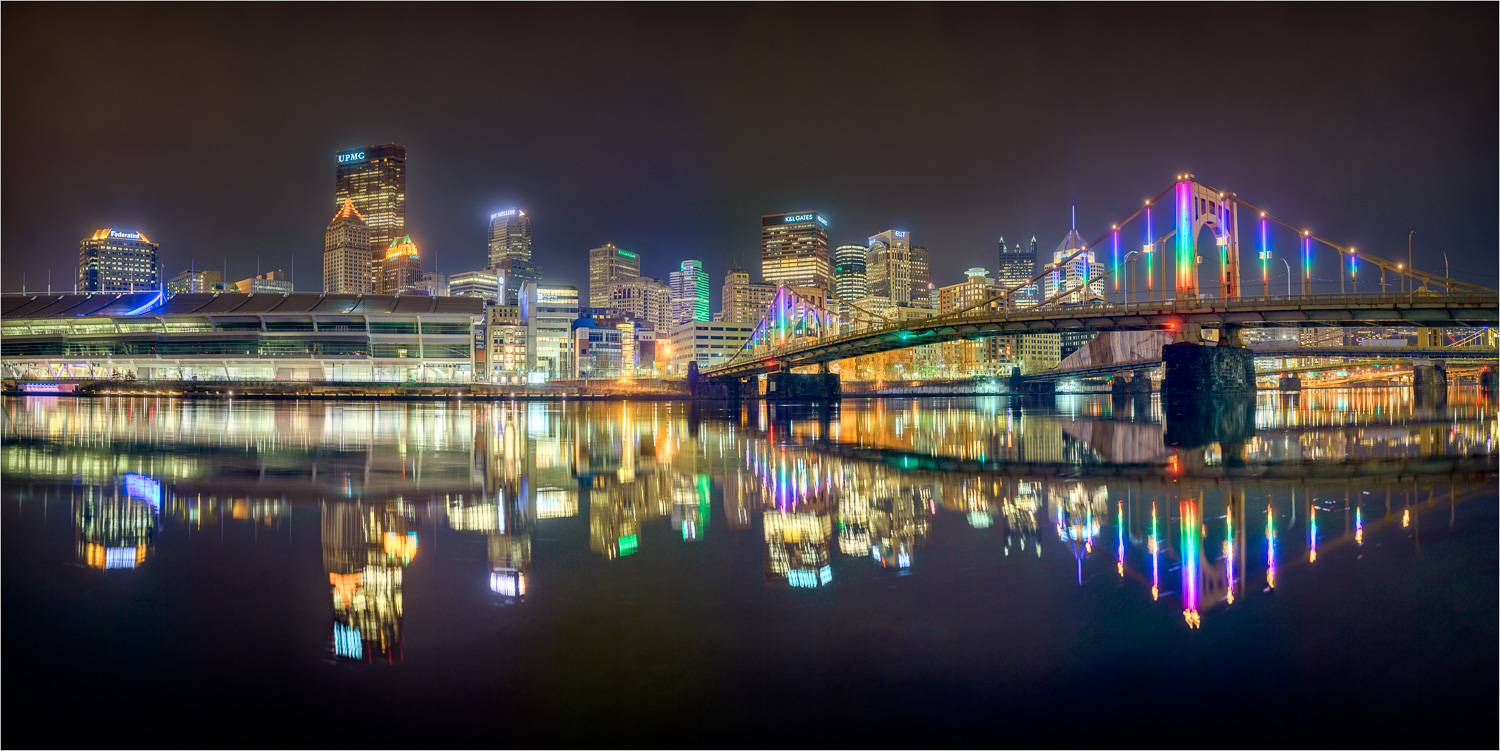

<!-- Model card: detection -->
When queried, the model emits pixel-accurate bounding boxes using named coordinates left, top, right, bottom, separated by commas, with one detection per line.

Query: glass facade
left=761, top=211, right=831, bottom=290
left=335, top=144, right=406, bottom=293
left=77, top=229, right=160, bottom=293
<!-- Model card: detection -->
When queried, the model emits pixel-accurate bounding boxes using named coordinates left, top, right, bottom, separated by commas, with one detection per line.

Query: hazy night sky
left=3, top=4, right=1496, bottom=296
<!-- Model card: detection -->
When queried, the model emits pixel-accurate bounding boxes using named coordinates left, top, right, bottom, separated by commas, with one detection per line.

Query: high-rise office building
left=608, top=275, right=672, bottom=333
left=720, top=268, right=777, bottom=324
left=334, top=144, right=406, bottom=293
left=166, top=269, right=222, bottom=297
left=450, top=269, right=502, bottom=301
left=77, top=229, right=160, bottom=293
left=416, top=272, right=449, bottom=297
left=324, top=197, right=371, bottom=294
left=1042, top=229, right=1103, bottom=305
left=521, top=282, right=579, bottom=379
left=382, top=236, right=423, bottom=294
left=487, top=209, right=533, bottom=267
left=866, top=230, right=930, bottom=308
left=761, top=211, right=831, bottom=290
left=588, top=244, right=641, bottom=308
left=493, top=257, right=541, bottom=306
left=996, top=235, right=1040, bottom=307
left=669, top=260, right=710, bottom=326
left=833, top=243, right=868, bottom=302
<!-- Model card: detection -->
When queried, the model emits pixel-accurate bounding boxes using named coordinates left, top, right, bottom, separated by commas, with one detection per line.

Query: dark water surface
left=4, top=391, right=1496, bottom=747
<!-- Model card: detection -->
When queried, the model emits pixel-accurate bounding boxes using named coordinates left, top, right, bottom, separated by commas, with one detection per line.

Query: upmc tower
left=335, top=144, right=406, bottom=293
left=761, top=211, right=831, bottom=291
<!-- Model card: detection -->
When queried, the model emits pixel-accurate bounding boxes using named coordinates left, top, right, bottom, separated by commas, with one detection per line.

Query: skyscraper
left=996, top=235, right=1039, bottom=307
left=833, top=243, right=868, bottom=302
left=487, top=209, right=533, bottom=267
left=669, top=260, right=710, bottom=326
left=588, top=244, right=641, bottom=308
left=324, top=197, right=371, bottom=294
left=382, top=236, right=423, bottom=295
left=609, top=276, right=673, bottom=333
left=761, top=211, right=831, bottom=290
left=494, top=257, right=541, bottom=306
left=866, top=230, right=930, bottom=308
left=166, top=269, right=222, bottom=297
left=334, top=144, right=406, bottom=293
left=77, top=229, right=159, bottom=293
left=450, top=269, right=502, bottom=301
left=1042, top=228, right=1104, bottom=305
left=720, top=268, right=777, bottom=324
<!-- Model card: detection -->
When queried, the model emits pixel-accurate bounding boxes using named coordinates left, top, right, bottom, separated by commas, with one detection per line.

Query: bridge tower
left=1174, top=175, right=1241, bottom=300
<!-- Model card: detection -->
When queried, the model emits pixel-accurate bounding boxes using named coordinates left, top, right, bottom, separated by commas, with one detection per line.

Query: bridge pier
left=1481, top=366, right=1497, bottom=395
left=687, top=362, right=758, bottom=400
left=1278, top=375, right=1302, bottom=392
left=766, top=371, right=840, bottom=401
left=1162, top=341, right=1256, bottom=400
left=1412, top=359, right=1448, bottom=391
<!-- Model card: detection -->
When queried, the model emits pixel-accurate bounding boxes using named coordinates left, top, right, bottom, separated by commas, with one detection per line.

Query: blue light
left=333, top=623, right=363, bottom=658
left=123, top=291, right=163, bottom=316
left=123, top=473, right=161, bottom=512
left=788, top=569, right=819, bottom=588
left=819, top=565, right=832, bottom=585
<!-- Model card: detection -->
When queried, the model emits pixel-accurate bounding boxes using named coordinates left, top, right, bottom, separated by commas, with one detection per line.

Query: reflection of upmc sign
left=336, top=150, right=366, bottom=164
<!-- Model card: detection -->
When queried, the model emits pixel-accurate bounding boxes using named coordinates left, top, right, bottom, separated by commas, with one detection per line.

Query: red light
left=1166, top=322, right=1177, bottom=331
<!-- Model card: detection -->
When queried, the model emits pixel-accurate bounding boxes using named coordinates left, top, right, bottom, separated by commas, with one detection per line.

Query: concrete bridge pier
left=687, top=362, right=758, bottom=400
left=1278, top=375, right=1302, bottom=392
left=1412, top=359, right=1448, bottom=391
left=1481, top=366, right=1497, bottom=395
left=1161, top=323, right=1256, bottom=401
left=765, top=368, right=840, bottom=401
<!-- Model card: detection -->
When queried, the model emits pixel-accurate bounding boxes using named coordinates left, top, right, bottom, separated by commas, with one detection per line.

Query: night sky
left=3, top=4, right=1496, bottom=296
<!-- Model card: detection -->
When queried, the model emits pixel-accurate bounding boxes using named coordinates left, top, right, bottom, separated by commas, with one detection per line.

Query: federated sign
left=109, top=230, right=142, bottom=240
left=336, top=150, right=366, bottom=164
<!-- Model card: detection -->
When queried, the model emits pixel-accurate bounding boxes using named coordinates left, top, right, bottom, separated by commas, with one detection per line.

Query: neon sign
left=124, top=473, right=162, bottom=512
left=783, top=213, right=828, bottom=226
left=491, top=209, right=517, bottom=218
left=894, top=231, right=907, bottom=238
left=336, top=150, right=366, bottom=164
left=617, top=250, right=637, bottom=259
left=109, top=230, right=142, bottom=240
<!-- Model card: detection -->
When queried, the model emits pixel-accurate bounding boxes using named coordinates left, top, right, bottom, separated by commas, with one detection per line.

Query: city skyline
left=4, top=5, right=1494, bottom=297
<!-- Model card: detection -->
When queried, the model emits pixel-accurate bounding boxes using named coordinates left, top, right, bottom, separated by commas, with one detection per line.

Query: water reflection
left=4, top=390, right=1496, bottom=642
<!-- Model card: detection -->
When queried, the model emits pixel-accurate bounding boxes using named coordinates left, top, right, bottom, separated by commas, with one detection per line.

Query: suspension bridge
left=700, top=173, right=1497, bottom=399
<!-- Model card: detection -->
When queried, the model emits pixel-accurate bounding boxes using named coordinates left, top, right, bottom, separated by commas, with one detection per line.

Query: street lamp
left=1280, top=258, right=1292, bottom=297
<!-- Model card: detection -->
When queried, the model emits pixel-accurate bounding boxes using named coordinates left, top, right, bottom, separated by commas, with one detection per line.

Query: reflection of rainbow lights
left=1150, top=502, right=1159, bottom=600
left=1266, top=504, right=1276, bottom=589
left=1224, top=505, right=1234, bottom=604
left=1180, top=499, right=1200, bottom=627
left=1355, top=506, right=1363, bottom=545
left=1175, top=180, right=1192, bottom=295
left=1309, top=504, right=1318, bottom=562
left=1116, top=501, right=1124, bottom=577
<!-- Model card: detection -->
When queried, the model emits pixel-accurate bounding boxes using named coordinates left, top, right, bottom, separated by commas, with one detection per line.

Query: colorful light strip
left=1260, top=217, right=1269, bottom=293
left=1112, top=229, right=1120, bottom=294
left=1150, top=502, right=1159, bottom=600
left=1117, top=501, right=1124, bottom=577
left=1146, top=205, right=1154, bottom=291
left=1175, top=180, right=1193, bottom=296
left=1355, top=506, right=1363, bottom=546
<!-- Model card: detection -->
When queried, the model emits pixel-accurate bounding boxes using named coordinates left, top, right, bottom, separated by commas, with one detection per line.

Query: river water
left=3, top=391, right=1496, bottom=746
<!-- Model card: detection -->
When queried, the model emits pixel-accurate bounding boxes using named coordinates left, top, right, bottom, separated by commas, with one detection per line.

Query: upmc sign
left=336, top=150, right=366, bottom=164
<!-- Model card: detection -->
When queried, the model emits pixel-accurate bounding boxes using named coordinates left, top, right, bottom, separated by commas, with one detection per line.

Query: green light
left=617, top=250, right=638, bottom=259
left=618, top=534, right=638, bottom=556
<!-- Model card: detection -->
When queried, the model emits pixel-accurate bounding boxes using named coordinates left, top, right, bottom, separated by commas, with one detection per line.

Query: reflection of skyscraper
left=322, top=501, right=418, bottom=662
left=763, top=505, right=833, bottom=587
left=75, top=485, right=158, bottom=570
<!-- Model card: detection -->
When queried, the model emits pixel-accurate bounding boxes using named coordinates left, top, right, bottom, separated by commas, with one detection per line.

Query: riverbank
left=0, top=378, right=689, bottom=401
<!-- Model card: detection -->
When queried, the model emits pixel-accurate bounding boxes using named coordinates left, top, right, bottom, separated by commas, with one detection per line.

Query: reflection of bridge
left=1030, top=344, right=1496, bottom=382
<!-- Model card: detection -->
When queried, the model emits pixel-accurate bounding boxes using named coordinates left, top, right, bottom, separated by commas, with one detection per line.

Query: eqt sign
left=336, top=150, right=366, bottom=164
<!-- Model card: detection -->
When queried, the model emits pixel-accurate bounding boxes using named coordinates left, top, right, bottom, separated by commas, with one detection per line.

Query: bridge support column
left=1162, top=342, right=1256, bottom=400
left=1412, top=359, right=1448, bottom=391
left=766, top=371, right=840, bottom=401
left=1218, top=323, right=1245, bottom=348
left=1481, top=366, right=1497, bottom=395
left=1278, top=375, right=1302, bottom=392
left=687, top=362, right=757, bottom=400
left=1131, top=370, right=1153, bottom=394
